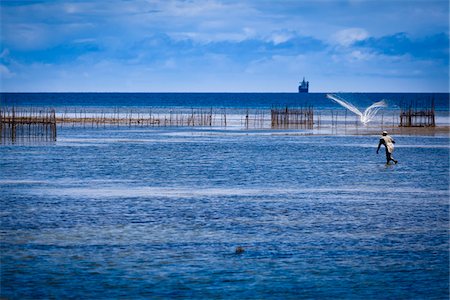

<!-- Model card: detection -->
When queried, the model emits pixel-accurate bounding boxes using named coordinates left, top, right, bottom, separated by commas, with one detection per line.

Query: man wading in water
left=377, top=131, right=398, bottom=164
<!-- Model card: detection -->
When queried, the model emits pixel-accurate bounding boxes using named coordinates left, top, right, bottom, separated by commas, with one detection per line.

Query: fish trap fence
left=57, top=108, right=230, bottom=127
left=1, top=107, right=57, bottom=141
left=399, top=110, right=435, bottom=127
left=399, top=99, right=435, bottom=127
left=56, top=107, right=314, bottom=129
left=271, top=106, right=314, bottom=129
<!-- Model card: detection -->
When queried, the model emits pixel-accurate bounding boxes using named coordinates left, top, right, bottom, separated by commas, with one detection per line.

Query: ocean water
left=1, top=92, right=449, bottom=110
left=1, top=93, right=449, bottom=298
left=1, top=125, right=449, bottom=299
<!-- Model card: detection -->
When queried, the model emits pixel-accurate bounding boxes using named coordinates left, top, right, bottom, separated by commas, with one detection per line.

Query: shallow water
left=1, top=126, right=449, bottom=299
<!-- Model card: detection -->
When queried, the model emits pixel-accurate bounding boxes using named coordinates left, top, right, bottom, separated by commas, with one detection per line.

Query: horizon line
left=1, top=91, right=449, bottom=94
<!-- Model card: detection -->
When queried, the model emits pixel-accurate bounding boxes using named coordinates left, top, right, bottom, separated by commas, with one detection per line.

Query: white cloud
left=333, top=28, right=369, bottom=46
left=349, top=50, right=373, bottom=61
left=168, top=28, right=256, bottom=43
left=266, top=30, right=296, bottom=45
left=0, top=64, right=14, bottom=78
left=3, top=24, right=51, bottom=50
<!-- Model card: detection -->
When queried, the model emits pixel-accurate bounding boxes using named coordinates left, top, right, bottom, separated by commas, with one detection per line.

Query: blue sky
left=0, top=0, right=448, bottom=92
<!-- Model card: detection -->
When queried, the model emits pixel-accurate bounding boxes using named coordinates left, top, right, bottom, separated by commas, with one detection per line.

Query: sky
left=0, top=0, right=449, bottom=92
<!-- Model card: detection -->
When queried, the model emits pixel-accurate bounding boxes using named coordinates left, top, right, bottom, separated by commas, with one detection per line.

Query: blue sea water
left=0, top=93, right=449, bottom=299
left=1, top=92, right=449, bottom=110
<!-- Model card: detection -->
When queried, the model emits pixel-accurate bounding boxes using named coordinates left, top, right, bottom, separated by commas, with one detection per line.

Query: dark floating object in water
left=235, top=246, right=245, bottom=254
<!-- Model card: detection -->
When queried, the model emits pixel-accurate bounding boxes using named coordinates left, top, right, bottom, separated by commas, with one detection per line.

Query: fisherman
left=377, top=131, right=398, bottom=164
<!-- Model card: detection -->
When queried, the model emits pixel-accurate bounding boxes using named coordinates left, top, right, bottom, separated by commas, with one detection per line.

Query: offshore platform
left=298, top=77, right=309, bottom=93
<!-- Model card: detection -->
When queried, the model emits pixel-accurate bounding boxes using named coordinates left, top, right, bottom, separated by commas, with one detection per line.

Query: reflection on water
left=1, top=126, right=449, bottom=299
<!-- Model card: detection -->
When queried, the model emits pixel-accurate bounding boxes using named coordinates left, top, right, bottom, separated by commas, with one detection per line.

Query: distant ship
left=298, top=77, right=309, bottom=93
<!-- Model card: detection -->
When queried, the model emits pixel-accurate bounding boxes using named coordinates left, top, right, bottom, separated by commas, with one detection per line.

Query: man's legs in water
left=386, top=151, right=398, bottom=164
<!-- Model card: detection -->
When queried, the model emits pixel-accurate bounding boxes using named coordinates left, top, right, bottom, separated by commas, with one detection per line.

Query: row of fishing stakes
left=0, top=100, right=436, bottom=142
left=0, top=107, right=57, bottom=142
left=56, top=107, right=314, bottom=129
left=57, top=108, right=230, bottom=128
left=270, top=106, right=314, bottom=129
